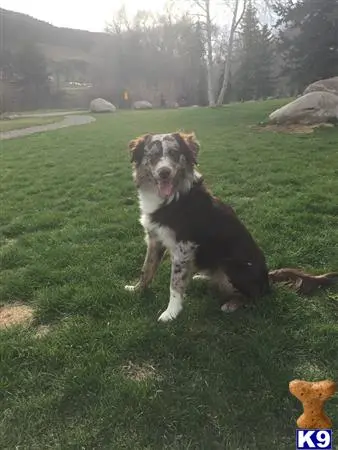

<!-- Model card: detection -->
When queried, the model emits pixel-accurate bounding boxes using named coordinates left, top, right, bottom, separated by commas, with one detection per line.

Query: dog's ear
left=173, top=132, right=200, bottom=165
left=128, top=134, right=152, bottom=165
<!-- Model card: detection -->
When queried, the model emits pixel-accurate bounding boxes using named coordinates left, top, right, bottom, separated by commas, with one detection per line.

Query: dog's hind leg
left=211, top=270, right=246, bottom=313
left=125, top=234, right=165, bottom=292
left=193, top=269, right=245, bottom=312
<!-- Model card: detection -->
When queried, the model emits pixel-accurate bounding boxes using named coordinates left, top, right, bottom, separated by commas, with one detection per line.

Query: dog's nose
left=158, top=168, right=171, bottom=179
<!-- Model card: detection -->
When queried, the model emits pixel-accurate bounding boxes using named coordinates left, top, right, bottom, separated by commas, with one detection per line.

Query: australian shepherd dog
left=125, top=132, right=337, bottom=322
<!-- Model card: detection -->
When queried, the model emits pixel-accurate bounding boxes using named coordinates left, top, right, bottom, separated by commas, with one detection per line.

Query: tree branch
left=191, top=0, right=208, bottom=14
left=234, top=0, right=248, bottom=30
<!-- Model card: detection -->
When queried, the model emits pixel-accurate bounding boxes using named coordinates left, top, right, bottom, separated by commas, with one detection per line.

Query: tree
left=12, top=44, right=51, bottom=110
left=233, top=2, right=275, bottom=100
left=0, top=48, right=16, bottom=81
left=216, top=0, right=275, bottom=105
left=103, top=9, right=207, bottom=107
left=105, top=5, right=131, bottom=34
left=255, top=24, right=275, bottom=98
left=234, top=1, right=261, bottom=100
left=0, top=49, right=17, bottom=112
left=216, top=0, right=247, bottom=105
left=188, top=0, right=216, bottom=106
left=275, top=0, right=338, bottom=91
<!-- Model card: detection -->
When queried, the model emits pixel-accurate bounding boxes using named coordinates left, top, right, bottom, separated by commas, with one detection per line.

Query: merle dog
left=125, top=132, right=337, bottom=322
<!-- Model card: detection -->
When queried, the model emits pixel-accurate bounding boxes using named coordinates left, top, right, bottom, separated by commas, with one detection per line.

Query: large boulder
left=90, top=98, right=116, bottom=113
left=304, top=76, right=338, bottom=97
left=133, top=100, right=153, bottom=110
left=268, top=92, right=338, bottom=125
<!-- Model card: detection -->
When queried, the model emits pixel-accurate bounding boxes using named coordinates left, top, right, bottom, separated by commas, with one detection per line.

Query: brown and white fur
left=125, top=132, right=337, bottom=322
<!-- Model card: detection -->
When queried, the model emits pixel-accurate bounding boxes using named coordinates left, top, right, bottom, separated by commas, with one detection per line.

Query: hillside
left=1, top=8, right=112, bottom=63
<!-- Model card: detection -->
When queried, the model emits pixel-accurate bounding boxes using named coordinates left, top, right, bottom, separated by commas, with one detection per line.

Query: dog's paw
left=221, top=300, right=242, bottom=313
left=192, top=273, right=209, bottom=282
left=124, top=284, right=138, bottom=292
left=158, top=306, right=182, bottom=323
left=158, top=310, right=175, bottom=322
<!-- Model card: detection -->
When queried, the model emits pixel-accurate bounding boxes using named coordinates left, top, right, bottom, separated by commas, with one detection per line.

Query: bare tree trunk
left=184, top=0, right=216, bottom=106
left=216, top=0, right=247, bottom=106
left=205, top=0, right=215, bottom=106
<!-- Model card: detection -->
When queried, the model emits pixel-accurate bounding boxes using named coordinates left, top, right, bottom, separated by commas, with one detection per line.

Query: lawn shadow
left=117, top=284, right=337, bottom=449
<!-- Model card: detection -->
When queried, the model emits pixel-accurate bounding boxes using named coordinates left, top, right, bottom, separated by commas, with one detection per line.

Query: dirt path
left=0, top=115, right=96, bottom=141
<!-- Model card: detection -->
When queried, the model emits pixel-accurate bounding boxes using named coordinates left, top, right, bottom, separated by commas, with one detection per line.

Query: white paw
left=221, top=301, right=241, bottom=313
left=125, top=284, right=138, bottom=292
left=192, top=274, right=209, bottom=281
left=158, top=307, right=182, bottom=323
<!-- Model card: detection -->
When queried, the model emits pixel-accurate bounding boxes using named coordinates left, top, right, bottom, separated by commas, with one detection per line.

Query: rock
left=268, top=92, right=338, bottom=125
left=166, top=101, right=179, bottom=109
left=0, top=112, right=15, bottom=120
left=304, top=76, right=338, bottom=97
left=90, top=98, right=116, bottom=113
left=133, top=101, right=153, bottom=110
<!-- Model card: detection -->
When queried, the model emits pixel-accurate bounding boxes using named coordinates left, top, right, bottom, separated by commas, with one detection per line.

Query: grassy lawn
left=1, top=100, right=337, bottom=449
left=0, top=116, right=64, bottom=132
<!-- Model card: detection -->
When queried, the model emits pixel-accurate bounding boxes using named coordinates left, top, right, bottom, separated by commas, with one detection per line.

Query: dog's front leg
left=125, top=234, right=165, bottom=292
left=158, top=242, right=195, bottom=322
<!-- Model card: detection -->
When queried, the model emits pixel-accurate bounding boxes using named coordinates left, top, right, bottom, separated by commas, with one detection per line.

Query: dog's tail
left=268, top=268, right=338, bottom=295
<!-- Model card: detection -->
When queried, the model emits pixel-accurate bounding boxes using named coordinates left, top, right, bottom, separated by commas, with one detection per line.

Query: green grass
left=0, top=116, right=64, bottom=132
left=1, top=99, right=337, bottom=449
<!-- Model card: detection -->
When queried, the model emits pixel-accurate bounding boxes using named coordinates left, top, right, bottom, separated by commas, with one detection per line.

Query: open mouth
left=157, top=179, right=175, bottom=198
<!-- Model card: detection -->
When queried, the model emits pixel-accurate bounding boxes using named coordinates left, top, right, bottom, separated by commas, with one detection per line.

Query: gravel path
left=0, top=115, right=96, bottom=141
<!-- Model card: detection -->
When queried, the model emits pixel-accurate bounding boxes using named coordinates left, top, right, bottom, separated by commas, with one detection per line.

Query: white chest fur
left=138, top=190, right=163, bottom=214
left=138, top=190, right=177, bottom=252
left=140, top=213, right=176, bottom=252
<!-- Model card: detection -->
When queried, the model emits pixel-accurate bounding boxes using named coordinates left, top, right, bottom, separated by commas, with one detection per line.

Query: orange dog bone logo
left=289, top=379, right=336, bottom=429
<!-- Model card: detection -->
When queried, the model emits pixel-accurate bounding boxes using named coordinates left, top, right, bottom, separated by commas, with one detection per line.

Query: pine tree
left=235, top=2, right=260, bottom=100
left=276, top=0, right=338, bottom=90
left=255, top=25, right=275, bottom=99
left=234, top=2, right=275, bottom=101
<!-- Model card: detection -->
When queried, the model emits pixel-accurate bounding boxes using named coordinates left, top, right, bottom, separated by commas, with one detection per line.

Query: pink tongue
left=158, top=180, right=174, bottom=198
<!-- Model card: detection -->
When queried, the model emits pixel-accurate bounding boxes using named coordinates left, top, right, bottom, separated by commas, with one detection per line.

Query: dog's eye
left=167, top=149, right=179, bottom=161
left=150, top=152, right=161, bottom=164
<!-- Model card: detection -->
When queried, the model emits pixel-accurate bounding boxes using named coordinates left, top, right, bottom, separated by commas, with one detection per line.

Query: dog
left=125, top=132, right=337, bottom=322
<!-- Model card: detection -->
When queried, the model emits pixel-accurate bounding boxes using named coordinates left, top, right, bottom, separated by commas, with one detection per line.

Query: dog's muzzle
left=155, top=167, right=175, bottom=198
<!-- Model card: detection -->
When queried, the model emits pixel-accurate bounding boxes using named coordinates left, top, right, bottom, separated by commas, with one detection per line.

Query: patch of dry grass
left=0, top=304, right=34, bottom=328
left=254, top=122, right=335, bottom=134
left=121, top=361, right=160, bottom=382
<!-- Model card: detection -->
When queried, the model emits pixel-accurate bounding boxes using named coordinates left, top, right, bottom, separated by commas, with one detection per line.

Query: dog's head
left=128, top=132, right=200, bottom=199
